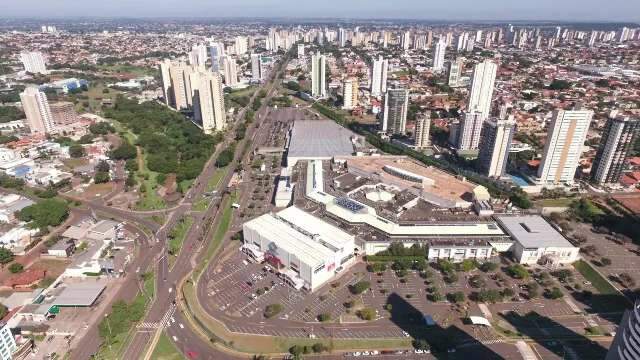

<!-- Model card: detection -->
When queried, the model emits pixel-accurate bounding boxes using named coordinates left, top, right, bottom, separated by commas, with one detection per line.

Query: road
left=120, top=58, right=289, bottom=360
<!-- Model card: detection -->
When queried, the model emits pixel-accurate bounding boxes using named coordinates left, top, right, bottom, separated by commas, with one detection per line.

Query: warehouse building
left=286, top=120, right=358, bottom=167
left=496, top=215, right=579, bottom=265
left=243, top=206, right=355, bottom=292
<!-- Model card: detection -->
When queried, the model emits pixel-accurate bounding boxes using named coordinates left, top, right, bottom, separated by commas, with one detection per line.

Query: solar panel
left=335, top=197, right=365, bottom=213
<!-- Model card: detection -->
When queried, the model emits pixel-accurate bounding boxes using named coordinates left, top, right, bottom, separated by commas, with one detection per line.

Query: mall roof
left=288, top=120, right=354, bottom=159
left=496, top=215, right=575, bottom=249
left=244, top=206, right=354, bottom=268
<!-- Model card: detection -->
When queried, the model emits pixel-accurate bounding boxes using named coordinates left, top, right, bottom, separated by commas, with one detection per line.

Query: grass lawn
left=143, top=272, right=155, bottom=300
left=573, top=260, right=631, bottom=312
left=151, top=333, right=184, bottom=360
left=97, top=64, right=156, bottom=76
left=85, top=82, right=123, bottom=112
left=536, top=198, right=575, bottom=207
left=169, top=216, right=194, bottom=269
left=573, top=260, right=618, bottom=295
left=206, top=167, right=228, bottom=192
left=135, top=149, right=167, bottom=210
left=191, top=198, right=209, bottom=212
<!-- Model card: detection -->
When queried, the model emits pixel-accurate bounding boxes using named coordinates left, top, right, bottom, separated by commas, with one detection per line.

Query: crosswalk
left=136, top=304, right=176, bottom=330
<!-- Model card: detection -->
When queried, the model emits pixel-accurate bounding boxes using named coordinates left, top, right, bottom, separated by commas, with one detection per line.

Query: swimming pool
left=509, top=174, right=530, bottom=187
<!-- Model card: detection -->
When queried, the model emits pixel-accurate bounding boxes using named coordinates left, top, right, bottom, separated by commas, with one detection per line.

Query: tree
left=69, top=144, right=85, bottom=158
left=510, top=191, right=533, bottom=209
left=600, top=257, right=612, bottom=266
left=501, top=288, right=515, bottom=299
left=111, top=142, right=137, bottom=160
left=457, top=259, right=477, bottom=272
left=476, top=289, right=502, bottom=303
left=0, top=248, right=14, bottom=265
left=356, top=307, right=376, bottom=320
left=17, top=199, right=69, bottom=230
left=547, top=287, right=564, bottom=299
left=350, top=281, right=371, bottom=295
left=317, top=313, right=331, bottom=322
left=312, top=343, right=328, bottom=353
left=264, top=303, right=284, bottom=318
left=469, top=274, right=486, bottom=288
left=430, top=290, right=444, bottom=302
left=216, top=148, right=235, bottom=168
left=413, top=339, right=431, bottom=351
left=443, top=272, right=459, bottom=284
left=506, top=264, right=529, bottom=279
left=94, top=171, right=110, bottom=184
left=480, top=262, right=498, bottom=272
left=447, top=291, right=465, bottom=303
left=89, top=122, right=116, bottom=135
left=548, top=79, right=572, bottom=90
left=8, top=263, right=23, bottom=274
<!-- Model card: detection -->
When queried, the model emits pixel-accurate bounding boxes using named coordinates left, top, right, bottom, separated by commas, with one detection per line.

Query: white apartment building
left=223, top=56, right=238, bottom=87
left=537, top=107, right=593, bottom=185
left=370, top=56, right=388, bottom=97
left=477, top=117, right=516, bottom=177
left=457, top=111, right=484, bottom=151
left=468, top=60, right=498, bottom=120
left=190, top=70, right=226, bottom=134
left=432, top=39, right=446, bottom=72
left=20, top=87, right=54, bottom=134
left=342, top=77, right=358, bottom=110
left=311, top=51, right=327, bottom=98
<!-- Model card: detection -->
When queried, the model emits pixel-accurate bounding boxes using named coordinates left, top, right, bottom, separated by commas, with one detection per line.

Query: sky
left=4, top=0, right=640, bottom=22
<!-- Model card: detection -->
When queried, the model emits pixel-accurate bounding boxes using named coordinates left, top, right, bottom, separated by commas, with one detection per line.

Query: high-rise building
left=401, top=31, right=411, bottom=50
left=606, top=300, right=640, bottom=360
left=468, top=60, right=498, bottom=120
left=338, top=28, right=347, bottom=47
left=50, top=102, right=78, bottom=126
left=591, top=114, right=640, bottom=186
left=457, top=111, right=484, bottom=151
left=167, top=62, right=195, bottom=110
left=189, top=70, right=226, bottom=134
left=20, top=87, right=54, bottom=134
left=222, top=56, right=238, bottom=87
left=20, top=51, right=47, bottom=74
left=209, top=42, right=224, bottom=72
left=188, top=44, right=208, bottom=68
left=342, top=77, right=358, bottom=110
left=297, top=44, right=305, bottom=59
left=235, top=36, right=249, bottom=55
left=448, top=57, right=464, bottom=87
left=159, top=59, right=173, bottom=107
left=432, top=39, right=446, bottom=72
left=251, top=54, right=262, bottom=82
left=370, top=56, right=388, bottom=98
left=311, top=51, right=327, bottom=98
left=0, top=322, right=16, bottom=360
left=382, top=88, right=409, bottom=135
left=537, top=107, right=593, bottom=185
left=414, top=114, right=431, bottom=149
left=477, top=117, right=516, bottom=177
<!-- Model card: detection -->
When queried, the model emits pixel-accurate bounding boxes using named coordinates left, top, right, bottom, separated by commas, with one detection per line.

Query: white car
left=362, top=351, right=370, bottom=355
left=370, top=350, right=379, bottom=355
left=414, top=349, right=424, bottom=354
left=353, top=351, right=362, bottom=357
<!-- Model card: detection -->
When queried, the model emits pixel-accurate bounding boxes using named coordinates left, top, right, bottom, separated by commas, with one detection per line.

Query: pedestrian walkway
left=515, top=340, right=538, bottom=360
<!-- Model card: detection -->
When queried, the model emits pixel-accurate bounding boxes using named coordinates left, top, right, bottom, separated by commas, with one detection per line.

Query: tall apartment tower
left=159, top=59, right=174, bottom=107
left=382, top=88, right=409, bottom=135
left=468, top=60, right=498, bottom=121
left=190, top=70, right=226, bottom=134
left=591, top=114, right=640, bottom=186
left=370, top=56, right=388, bottom=98
left=311, top=51, right=327, bottom=98
left=457, top=111, right=484, bottom=151
left=414, top=114, right=431, bottom=149
left=20, top=51, right=47, bottom=74
left=432, top=39, right=446, bottom=72
left=537, top=107, right=593, bottom=185
left=223, top=56, right=238, bottom=86
left=251, top=54, right=262, bottom=81
left=401, top=31, right=411, bottom=50
left=20, top=87, right=54, bottom=134
left=189, top=44, right=208, bottom=69
left=477, top=117, right=516, bottom=177
left=342, top=78, right=358, bottom=110
left=338, top=28, right=347, bottom=47
left=297, top=44, right=305, bottom=59
left=168, top=62, right=194, bottom=110
left=606, top=300, right=640, bottom=360
left=235, top=36, right=248, bottom=54
left=448, top=57, right=464, bottom=87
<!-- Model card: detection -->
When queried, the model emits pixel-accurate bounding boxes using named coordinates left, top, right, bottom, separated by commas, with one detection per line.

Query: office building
left=537, top=107, right=593, bottom=185
left=382, top=88, right=409, bottom=135
left=477, top=117, right=516, bottom=177
left=20, top=51, right=47, bottom=74
left=432, top=39, right=446, bottom=72
left=468, top=60, right=498, bottom=120
left=20, top=87, right=54, bottom=134
left=222, top=56, right=238, bottom=87
left=342, top=77, right=358, bottom=110
left=251, top=54, right=262, bottom=81
left=591, top=114, right=640, bottom=186
left=189, top=70, right=226, bottom=134
left=448, top=57, right=464, bottom=87
left=49, top=102, right=77, bottom=126
left=370, top=56, right=388, bottom=98
left=235, top=36, right=248, bottom=55
left=209, top=42, right=224, bottom=72
left=242, top=206, right=355, bottom=292
left=457, top=111, right=484, bottom=151
left=311, top=51, right=327, bottom=98
left=414, top=114, right=431, bottom=149
left=607, top=300, right=640, bottom=360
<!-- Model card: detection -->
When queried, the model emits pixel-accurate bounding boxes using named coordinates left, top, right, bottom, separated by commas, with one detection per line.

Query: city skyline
left=3, top=0, right=640, bottom=22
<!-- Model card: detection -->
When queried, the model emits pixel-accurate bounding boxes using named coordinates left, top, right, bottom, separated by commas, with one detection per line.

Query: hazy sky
left=4, top=0, right=640, bottom=21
